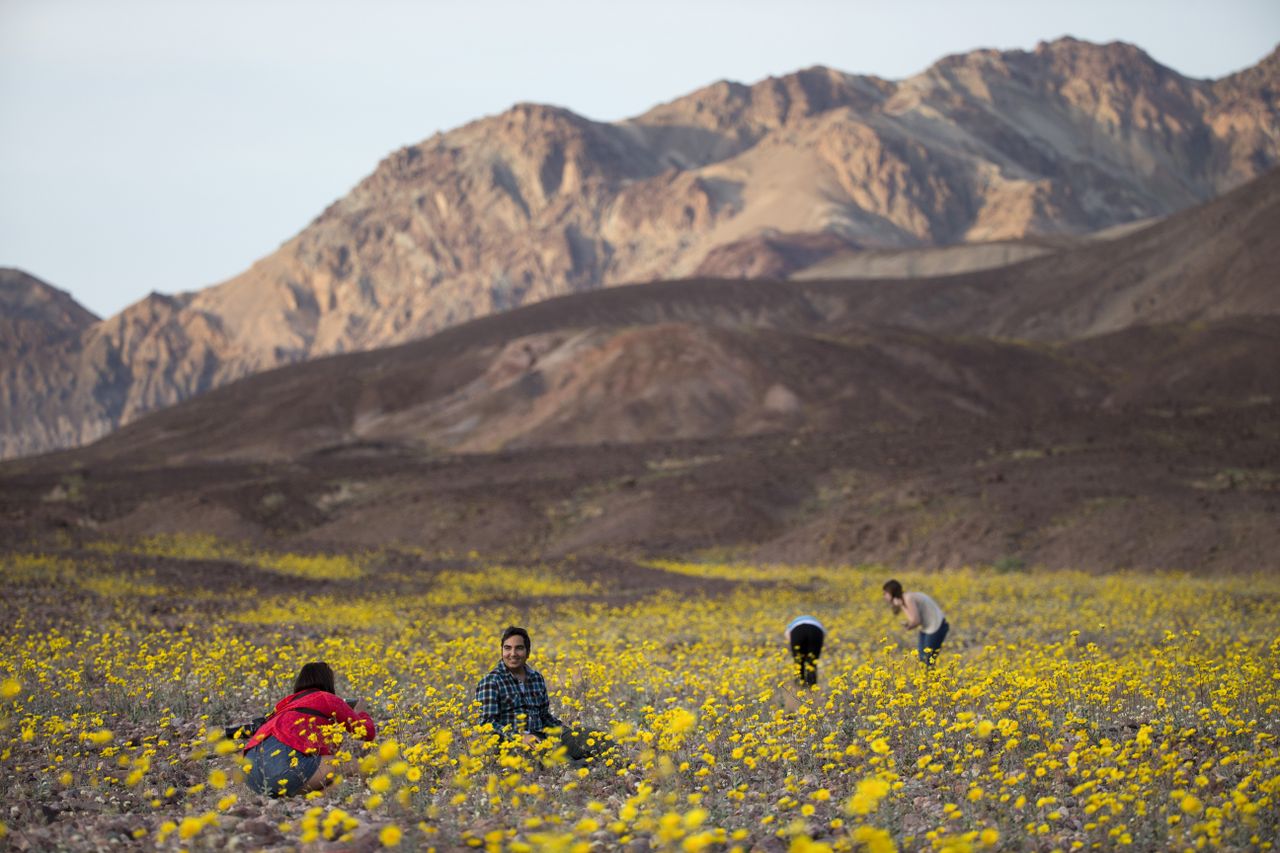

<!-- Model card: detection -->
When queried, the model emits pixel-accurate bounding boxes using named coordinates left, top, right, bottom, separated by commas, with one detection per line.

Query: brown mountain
left=3, top=38, right=1279, bottom=460
left=3, top=150, right=1279, bottom=571
left=3, top=315, right=1276, bottom=572
left=13, top=158, right=1277, bottom=471
left=0, top=269, right=98, bottom=357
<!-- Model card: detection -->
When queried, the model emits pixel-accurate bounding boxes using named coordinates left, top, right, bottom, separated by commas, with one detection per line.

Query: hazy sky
left=2, top=0, right=1277, bottom=319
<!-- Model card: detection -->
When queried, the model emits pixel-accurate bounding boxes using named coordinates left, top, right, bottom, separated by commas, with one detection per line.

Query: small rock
left=242, top=820, right=274, bottom=836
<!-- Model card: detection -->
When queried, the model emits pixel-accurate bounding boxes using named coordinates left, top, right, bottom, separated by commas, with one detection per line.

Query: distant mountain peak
left=0, top=268, right=99, bottom=357
left=5, top=39, right=1279, bottom=460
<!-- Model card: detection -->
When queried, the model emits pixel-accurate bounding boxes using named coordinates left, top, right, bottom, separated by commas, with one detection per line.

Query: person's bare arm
left=343, top=697, right=376, bottom=741
left=900, top=595, right=921, bottom=629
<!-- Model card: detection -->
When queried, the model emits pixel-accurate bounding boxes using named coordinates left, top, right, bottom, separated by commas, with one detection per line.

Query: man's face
left=501, top=635, right=529, bottom=672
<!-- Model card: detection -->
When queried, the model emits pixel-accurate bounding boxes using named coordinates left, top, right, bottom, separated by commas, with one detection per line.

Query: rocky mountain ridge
left=3, top=37, right=1278, bottom=459
left=15, top=163, right=1278, bottom=469
left=3, top=147, right=1278, bottom=573
left=0, top=270, right=99, bottom=358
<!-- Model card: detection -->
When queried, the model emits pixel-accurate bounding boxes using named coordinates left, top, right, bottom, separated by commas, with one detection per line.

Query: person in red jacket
left=243, top=661, right=376, bottom=797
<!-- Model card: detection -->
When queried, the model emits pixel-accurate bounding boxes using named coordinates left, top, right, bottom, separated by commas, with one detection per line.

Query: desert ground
left=1, top=537, right=1277, bottom=852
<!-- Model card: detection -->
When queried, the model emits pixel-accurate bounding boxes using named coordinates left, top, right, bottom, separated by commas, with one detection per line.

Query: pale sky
left=2, top=0, right=1277, bottom=319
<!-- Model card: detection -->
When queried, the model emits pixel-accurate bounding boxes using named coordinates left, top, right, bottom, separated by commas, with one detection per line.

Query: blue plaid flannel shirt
left=475, top=661, right=562, bottom=737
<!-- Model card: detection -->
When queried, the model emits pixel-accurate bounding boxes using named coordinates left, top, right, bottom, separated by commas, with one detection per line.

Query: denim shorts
left=245, top=735, right=322, bottom=798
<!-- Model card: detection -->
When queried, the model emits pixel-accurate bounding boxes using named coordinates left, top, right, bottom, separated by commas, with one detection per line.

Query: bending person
left=882, top=579, right=949, bottom=666
left=785, top=615, right=826, bottom=686
left=243, top=661, right=376, bottom=797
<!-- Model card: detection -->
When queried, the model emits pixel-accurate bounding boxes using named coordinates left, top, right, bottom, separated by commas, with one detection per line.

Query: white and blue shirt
left=785, top=615, right=825, bottom=641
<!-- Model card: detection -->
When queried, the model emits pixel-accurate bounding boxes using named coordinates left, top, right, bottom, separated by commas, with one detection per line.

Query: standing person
left=785, top=615, right=826, bottom=686
left=475, top=626, right=604, bottom=762
left=882, top=580, right=949, bottom=665
left=243, top=661, right=377, bottom=798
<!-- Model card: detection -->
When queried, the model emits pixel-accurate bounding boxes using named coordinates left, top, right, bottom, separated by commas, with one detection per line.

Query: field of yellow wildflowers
left=1, top=536, right=1277, bottom=851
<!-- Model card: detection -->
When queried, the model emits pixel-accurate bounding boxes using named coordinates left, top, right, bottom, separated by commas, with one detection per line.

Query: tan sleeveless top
left=906, top=591, right=945, bottom=634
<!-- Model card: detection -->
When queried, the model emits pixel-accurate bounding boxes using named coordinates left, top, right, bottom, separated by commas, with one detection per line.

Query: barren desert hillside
left=3, top=38, right=1278, bottom=459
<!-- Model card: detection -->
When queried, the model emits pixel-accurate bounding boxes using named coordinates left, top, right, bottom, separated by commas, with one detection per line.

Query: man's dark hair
left=293, top=661, right=336, bottom=694
left=501, top=626, right=531, bottom=650
left=882, top=579, right=904, bottom=599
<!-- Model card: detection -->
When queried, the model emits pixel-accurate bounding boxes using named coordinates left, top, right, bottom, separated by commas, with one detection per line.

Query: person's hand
left=521, top=733, right=541, bottom=748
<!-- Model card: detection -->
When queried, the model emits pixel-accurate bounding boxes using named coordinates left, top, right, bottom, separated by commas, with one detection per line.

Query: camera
left=224, top=715, right=267, bottom=740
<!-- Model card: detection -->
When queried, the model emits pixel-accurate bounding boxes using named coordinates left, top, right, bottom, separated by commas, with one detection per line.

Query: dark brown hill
left=2, top=348, right=1276, bottom=572
left=4, top=38, right=1279, bottom=459
left=1067, top=316, right=1280, bottom=409
left=18, top=320, right=1113, bottom=467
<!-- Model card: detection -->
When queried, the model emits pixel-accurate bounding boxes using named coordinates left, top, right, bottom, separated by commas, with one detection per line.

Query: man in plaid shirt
left=475, top=626, right=562, bottom=745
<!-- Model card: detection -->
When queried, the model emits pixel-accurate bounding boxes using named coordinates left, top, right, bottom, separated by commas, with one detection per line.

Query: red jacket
left=244, top=690, right=376, bottom=756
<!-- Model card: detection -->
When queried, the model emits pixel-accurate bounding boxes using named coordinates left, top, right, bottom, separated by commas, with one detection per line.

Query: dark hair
left=293, top=661, right=336, bottom=694
left=882, top=579, right=904, bottom=599
left=501, top=626, right=530, bottom=650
